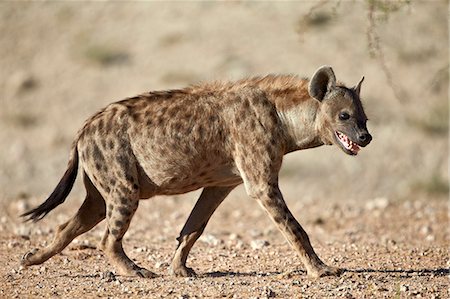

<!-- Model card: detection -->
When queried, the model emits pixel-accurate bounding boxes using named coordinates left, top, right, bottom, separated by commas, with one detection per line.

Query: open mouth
left=335, top=131, right=360, bottom=155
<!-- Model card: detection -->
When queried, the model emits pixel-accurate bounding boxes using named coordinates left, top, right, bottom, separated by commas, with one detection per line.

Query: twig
left=366, top=0, right=407, bottom=103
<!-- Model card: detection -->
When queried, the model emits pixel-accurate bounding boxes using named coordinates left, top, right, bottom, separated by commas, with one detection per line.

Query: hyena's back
left=77, top=85, right=278, bottom=198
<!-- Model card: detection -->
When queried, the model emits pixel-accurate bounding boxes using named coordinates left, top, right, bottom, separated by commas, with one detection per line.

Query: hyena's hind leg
left=97, top=183, right=156, bottom=278
left=170, top=186, right=236, bottom=277
left=21, top=172, right=106, bottom=267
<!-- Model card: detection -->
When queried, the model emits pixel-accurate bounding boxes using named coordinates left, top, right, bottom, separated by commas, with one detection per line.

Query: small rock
left=135, top=247, right=147, bottom=253
left=100, top=271, right=116, bottom=282
left=249, top=229, right=263, bottom=237
left=420, top=226, right=432, bottom=235
left=425, top=235, right=435, bottom=242
left=313, top=217, right=325, bottom=225
left=343, top=292, right=355, bottom=299
left=7, top=240, right=20, bottom=249
left=154, top=261, right=169, bottom=269
left=263, top=286, right=276, bottom=298
left=14, top=225, right=31, bottom=238
left=400, top=285, right=409, bottom=292
left=250, top=239, right=269, bottom=250
left=229, top=233, right=240, bottom=241
left=199, top=234, right=221, bottom=246
left=16, top=199, right=30, bottom=214
left=365, top=197, right=389, bottom=210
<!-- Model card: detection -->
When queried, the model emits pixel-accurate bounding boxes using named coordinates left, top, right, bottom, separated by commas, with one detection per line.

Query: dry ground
left=1, top=186, right=449, bottom=298
left=0, top=1, right=448, bottom=298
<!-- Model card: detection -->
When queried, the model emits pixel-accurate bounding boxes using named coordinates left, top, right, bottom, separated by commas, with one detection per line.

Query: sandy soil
left=1, top=189, right=448, bottom=298
left=0, top=2, right=448, bottom=298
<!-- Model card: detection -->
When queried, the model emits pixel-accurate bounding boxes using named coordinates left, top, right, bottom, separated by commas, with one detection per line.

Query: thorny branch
left=297, top=0, right=409, bottom=104
left=366, top=1, right=407, bottom=103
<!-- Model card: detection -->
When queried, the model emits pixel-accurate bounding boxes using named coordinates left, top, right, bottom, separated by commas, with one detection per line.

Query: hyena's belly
left=138, top=161, right=242, bottom=197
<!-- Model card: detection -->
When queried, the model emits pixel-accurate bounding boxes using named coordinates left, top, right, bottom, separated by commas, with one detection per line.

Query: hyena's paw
left=20, top=248, right=39, bottom=266
left=308, top=264, right=343, bottom=278
left=131, top=267, right=157, bottom=278
left=169, top=264, right=197, bottom=277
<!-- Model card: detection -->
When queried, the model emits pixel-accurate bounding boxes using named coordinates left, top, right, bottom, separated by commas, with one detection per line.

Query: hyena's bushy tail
left=22, top=141, right=79, bottom=222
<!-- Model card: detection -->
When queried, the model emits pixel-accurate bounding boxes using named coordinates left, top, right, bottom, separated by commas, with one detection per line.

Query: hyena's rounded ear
left=308, top=65, right=336, bottom=102
left=354, top=76, right=365, bottom=96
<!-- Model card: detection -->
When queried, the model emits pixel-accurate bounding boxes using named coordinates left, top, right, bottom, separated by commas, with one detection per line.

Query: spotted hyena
left=21, top=65, right=371, bottom=278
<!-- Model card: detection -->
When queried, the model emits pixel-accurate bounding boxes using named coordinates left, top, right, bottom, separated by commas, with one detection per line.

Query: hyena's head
left=309, top=66, right=372, bottom=155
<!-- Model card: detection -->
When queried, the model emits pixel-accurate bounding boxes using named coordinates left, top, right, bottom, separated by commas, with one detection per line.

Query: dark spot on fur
left=115, top=220, right=124, bottom=227
left=182, top=147, right=190, bottom=155
left=270, top=136, right=277, bottom=146
left=168, top=108, right=177, bottom=118
left=106, top=117, right=115, bottom=132
left=268, top=189, right=277, bottom=199
left=116, top=154, right=128, bottom=171
left=119, top=185, right=130, bottom=195
left=92, top=143, right=105, bottom=162
left=120, top=197, right=128, bottom=205
left=132, top=184, right=138, bottom=190
left=98, top=119, right=104, bottom=131
left=184, top=125, right=193, bottom=135
left=107, top=139, right=114, bottom=150
left=273, top=215, right=283, bottom=224
left=146, top=119, right=152, bottom=127
left=261, top=99, right=271, bottom=108
left=197, top=125, right=205, bottom=137
left=173, top=122, right=182, bottom=132
left=119, top=207, right=132, bottom=217
left=249, top=119, right=256, bottom=130
left=110, top=229, right=119, bottom=236
left=131, top=111, right=141, bottom=122
left=125, top=174, right=134, bottom=184
left=84, top=125, right=91, bottom=136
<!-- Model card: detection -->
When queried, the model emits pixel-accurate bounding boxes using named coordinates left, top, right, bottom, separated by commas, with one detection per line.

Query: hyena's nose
left=358, top=132, right=372, bottom=146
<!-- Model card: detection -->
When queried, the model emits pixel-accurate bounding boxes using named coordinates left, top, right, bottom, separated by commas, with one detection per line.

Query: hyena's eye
left=339, top=112, right=350, bottom=121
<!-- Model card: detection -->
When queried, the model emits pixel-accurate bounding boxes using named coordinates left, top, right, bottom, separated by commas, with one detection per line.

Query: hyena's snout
left=356, top=130, right=372, bottom=147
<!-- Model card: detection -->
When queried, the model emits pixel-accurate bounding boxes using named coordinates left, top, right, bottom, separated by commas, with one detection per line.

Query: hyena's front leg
left=170, top=186, right=236, bottom=277
left=252, top=184, right=341, bottom=278
left=235, top=144, right=341, bottom=278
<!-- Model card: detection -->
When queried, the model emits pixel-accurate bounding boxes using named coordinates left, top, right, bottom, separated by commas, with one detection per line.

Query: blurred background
left=0, top=1, right=448, bottom=204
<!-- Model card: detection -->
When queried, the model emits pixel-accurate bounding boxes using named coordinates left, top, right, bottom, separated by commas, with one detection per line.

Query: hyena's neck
left=276, top=99, right=324, bottom=154
left=247, top=75, right=324, bottom=153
